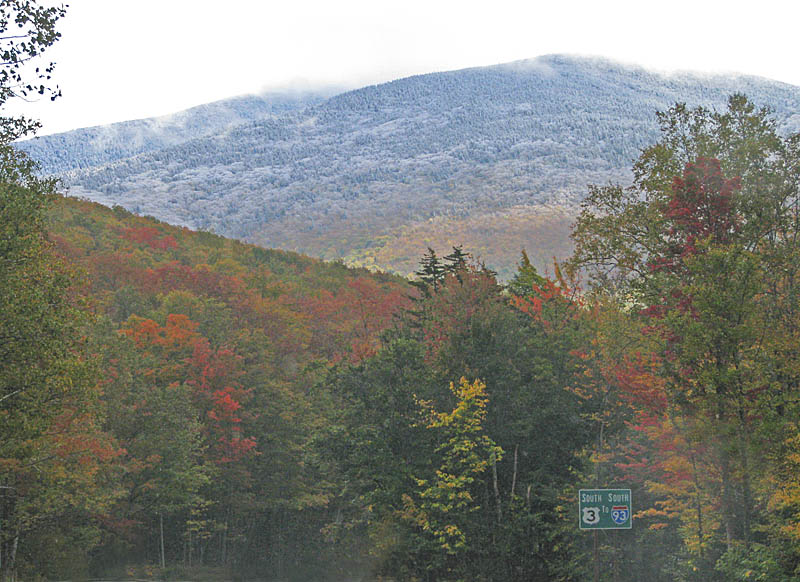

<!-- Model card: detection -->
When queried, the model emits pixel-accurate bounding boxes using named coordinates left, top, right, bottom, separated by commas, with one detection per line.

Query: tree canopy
left=569, top=94, right=800, bottom=578
left=0, top=0, right=66, bottom=141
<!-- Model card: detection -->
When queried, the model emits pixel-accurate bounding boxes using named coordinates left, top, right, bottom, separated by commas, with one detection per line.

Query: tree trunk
left=4, top=534, right=18, bottom=582
left=510, top=444, right=518, bottom=499
left=720, top=441, right=735, bottom=551
left=492, top=456, right=502, bottom=524
left=160, top=512, right=166, bottom=569
left=713, top=394, right=735, bottom=551
left=738, top=413, right=753, bottom=548
left=690, top=454, right=704, bottom=559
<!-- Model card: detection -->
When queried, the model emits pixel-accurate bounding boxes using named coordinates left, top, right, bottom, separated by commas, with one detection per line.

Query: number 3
left=583, top=507, right=600, bottom=524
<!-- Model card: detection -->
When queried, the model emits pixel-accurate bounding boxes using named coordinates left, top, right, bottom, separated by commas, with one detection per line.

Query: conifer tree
left=411, top=247, right=446, bottom=297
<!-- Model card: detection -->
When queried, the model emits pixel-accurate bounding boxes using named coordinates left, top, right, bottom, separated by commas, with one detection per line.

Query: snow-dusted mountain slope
left=16, top=89, right=341, bottom=174
left=21, top=55, right=800, bottom=276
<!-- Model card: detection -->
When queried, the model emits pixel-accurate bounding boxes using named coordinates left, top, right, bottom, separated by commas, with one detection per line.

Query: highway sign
left=579, top=489, right=632, bottom=529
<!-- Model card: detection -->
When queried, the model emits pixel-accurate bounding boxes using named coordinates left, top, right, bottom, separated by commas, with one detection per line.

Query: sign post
left=579, top=489, right=632, bottom=582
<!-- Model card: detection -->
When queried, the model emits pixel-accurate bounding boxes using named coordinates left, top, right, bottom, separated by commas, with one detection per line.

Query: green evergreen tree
left=507, top=249, right=546, bottom=296
left=411, top=247, right=446, bottom=297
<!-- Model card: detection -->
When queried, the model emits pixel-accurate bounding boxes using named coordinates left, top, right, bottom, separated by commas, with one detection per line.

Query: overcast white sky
left=9, top=0, right=800, bottom=136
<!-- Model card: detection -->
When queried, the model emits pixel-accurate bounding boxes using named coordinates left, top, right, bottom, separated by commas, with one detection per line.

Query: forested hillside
left=2, top=192, right=411, bottom=580
left=10, top=95, right=800, bottom=581
left=16, top=89, right=339, bottom=174
left=28, top=55, right=800, bottom=278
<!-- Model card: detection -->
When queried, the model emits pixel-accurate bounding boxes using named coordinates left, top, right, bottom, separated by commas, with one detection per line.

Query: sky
left=9, top=0, right=800, bottom=136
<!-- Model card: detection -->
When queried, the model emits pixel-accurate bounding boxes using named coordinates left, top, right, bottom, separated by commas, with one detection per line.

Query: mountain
left=22, top=55, right=800, bottom=279
left=16, top=88, right=342, bottom=174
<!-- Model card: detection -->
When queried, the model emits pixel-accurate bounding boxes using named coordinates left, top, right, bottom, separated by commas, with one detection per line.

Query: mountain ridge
left=16, top=88, right=343, bottom=174
left=20, top=54, right=800, bottom=278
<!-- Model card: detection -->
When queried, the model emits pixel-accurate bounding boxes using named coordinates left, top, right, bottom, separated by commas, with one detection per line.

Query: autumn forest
left=6, top=4, right=800, bottom=582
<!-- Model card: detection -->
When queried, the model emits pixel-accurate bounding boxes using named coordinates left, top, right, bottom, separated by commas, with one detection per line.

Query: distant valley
left=19, top=54, right=800, bottom=278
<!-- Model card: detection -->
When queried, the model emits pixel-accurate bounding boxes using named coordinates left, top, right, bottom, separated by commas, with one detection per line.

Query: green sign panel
left=579, top=489, right=632, bottom=530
